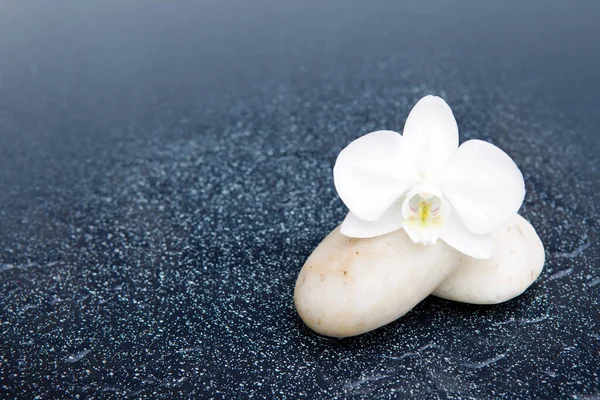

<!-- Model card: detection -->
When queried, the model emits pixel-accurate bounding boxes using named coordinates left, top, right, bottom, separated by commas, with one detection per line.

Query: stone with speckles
left=0, top=1, right=599, bottom=399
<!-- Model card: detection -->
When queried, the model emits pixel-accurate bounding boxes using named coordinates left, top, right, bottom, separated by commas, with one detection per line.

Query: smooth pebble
left=432, top=215, right=545, bottom=304
left=294, top=215, right=544, bottom=337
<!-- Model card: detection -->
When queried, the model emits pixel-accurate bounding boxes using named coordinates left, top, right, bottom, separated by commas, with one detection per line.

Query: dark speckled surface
left=1, top=1, right=599, bottom=398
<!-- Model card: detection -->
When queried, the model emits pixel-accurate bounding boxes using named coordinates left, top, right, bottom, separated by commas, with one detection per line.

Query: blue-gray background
left=0, top=1, right=599, bottom=398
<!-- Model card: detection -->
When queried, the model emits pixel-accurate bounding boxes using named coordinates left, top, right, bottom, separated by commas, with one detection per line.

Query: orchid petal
left=340, top=203, right=404, bottom=238
left=440, top=139, right=525, bottom=235
left=402, top=95, right=459, bottom=177
left=334, top=130, right=417, bottom=222
left=440, top=211, right=492, bottom=259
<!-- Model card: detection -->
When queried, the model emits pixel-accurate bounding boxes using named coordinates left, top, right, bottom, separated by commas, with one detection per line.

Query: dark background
left=1, top=1, right=599, bottom=398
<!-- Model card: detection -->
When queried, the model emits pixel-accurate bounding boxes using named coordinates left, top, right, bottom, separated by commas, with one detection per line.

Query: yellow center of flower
left=405, top=192, right=442, bottom=226
left=401, top=187, right=448, bottom=245
left=418, top=200, right=431, bottom=223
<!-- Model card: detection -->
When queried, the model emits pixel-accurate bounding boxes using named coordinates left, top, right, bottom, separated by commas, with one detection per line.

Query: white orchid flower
left=333, top=95, right=525, bottom=259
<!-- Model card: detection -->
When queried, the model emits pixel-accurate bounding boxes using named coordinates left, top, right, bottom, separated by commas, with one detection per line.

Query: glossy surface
left=1, top=1, right=599, bottom=398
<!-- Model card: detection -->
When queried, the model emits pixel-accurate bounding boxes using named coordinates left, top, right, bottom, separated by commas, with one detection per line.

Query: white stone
left=294, top=214, right=544, bottom=337
left=432, top=214, right=545, bottom=304
left=294, top=226, right=460, bottom=338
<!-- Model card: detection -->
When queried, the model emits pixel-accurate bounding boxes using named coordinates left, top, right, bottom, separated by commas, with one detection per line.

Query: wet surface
left=0, top=1, right=599, bottom=398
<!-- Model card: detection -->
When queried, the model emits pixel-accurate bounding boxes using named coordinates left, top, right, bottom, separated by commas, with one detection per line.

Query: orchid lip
left=401, top=185, right=449, bottom=245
